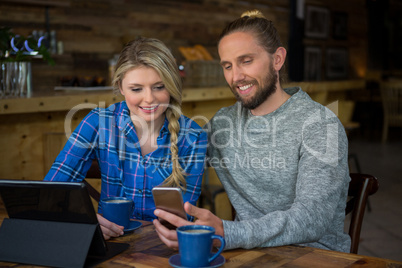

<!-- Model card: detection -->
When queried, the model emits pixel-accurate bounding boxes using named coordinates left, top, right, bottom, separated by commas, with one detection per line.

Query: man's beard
left=231, top=65, right=278, bottom=110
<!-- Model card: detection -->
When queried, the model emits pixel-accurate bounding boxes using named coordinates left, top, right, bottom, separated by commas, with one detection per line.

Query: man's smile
left=236, top=82, right=255, bottom=95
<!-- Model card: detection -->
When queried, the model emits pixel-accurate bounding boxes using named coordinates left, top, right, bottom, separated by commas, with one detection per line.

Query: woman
left=44, top=37, right=207, bottom=239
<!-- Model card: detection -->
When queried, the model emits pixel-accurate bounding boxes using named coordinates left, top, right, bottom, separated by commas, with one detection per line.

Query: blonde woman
left=45, top=37, right=207, bottom=239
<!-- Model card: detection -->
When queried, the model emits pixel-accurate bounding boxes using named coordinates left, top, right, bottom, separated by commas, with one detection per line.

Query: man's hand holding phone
left=153, top=201, right=224, bottom=249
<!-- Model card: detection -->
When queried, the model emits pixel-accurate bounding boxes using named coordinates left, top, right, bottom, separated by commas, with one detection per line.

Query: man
left=153, top=10, right=351, bottom=253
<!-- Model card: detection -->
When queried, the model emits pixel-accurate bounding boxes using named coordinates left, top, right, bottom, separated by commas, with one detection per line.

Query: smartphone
left=152, top=186, right=187, bottom=230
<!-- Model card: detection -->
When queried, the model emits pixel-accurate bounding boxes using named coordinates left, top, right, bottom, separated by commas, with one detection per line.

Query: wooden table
left=0, top=209, right=401, bottom=268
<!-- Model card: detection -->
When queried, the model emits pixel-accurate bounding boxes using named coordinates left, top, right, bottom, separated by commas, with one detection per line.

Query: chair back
left=346, top=173, right=379, bottom=254
left=84, top=160, right=102, bottom=203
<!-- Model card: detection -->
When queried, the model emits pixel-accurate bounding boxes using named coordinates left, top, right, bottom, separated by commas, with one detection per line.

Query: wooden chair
left=83, top=160, right=102, bottom=203
left=346, top=173, right=379, bottom=254
left=380, top=80, right=402, bottom=143
left=199, top=167, right=226, bottom=214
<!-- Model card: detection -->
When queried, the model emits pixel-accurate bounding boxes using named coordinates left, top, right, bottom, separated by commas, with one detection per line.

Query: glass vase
left=0, top=61, right=32, bottom=98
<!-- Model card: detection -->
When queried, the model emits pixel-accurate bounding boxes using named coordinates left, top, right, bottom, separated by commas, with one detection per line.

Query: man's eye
left=243, top=60, right=252, bottom=64
left=223, top=65, right=232, bottom=70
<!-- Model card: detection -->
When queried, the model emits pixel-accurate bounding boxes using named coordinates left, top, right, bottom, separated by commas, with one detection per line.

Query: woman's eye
left=130, top=88, right=141, bottom=92
left=154, top=85, right=165, bottom=90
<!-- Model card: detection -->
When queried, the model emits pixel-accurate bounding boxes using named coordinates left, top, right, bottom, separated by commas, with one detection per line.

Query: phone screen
left=152, top=187, right=187, bottom=229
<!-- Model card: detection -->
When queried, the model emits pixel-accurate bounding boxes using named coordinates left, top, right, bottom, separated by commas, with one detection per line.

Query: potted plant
left=0, top=27, right=54, bottom=97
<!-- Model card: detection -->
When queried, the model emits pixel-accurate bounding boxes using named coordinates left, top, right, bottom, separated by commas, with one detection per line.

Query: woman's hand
left=96, top=214, right=125, bottom=240
left=153, top=202, right=224, bottom=249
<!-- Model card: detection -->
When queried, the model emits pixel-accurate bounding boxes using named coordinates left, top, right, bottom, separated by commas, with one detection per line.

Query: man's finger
left=155, top=229, right=179, bottom=249
left=184, top=202, right=209, bottom=219
left=154, top=208, right=191, bottom=227
left=153, top=218, right=178, bottom=240
left=153, top=220, right=179, bottom=249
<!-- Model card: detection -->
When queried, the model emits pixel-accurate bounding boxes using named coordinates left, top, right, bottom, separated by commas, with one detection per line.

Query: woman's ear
left=118, top=82, right=124, bottom=96
left=273, top=47, right=287, bottom=71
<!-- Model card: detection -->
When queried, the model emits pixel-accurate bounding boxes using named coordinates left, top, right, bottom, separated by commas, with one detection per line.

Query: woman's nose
left=143, top=88, right=155, bottom=103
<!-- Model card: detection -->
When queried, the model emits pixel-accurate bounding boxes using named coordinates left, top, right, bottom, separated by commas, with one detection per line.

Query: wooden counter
left=0, top=86, right=235, bottom=115
left=0, top=80, right=365, bottom=115
left=0, top=80, right=365, bottom=183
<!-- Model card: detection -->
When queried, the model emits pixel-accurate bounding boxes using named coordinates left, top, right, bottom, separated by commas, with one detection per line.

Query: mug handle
left=208, top=235, right=225, bottom=263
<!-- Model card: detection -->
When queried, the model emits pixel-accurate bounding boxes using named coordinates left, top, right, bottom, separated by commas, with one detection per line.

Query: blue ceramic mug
left=177, top=225, right=225, bottom=267
left=100, top=197, right=134, bottom=229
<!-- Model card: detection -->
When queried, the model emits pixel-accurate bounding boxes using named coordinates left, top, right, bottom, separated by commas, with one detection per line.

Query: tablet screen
left=0, top=180, right=97, bottom=224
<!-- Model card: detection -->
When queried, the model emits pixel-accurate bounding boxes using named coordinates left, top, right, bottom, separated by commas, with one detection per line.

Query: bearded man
left=153, top=10, right=352, bottom=253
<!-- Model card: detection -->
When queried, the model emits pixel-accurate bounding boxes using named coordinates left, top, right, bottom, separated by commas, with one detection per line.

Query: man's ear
left=273, top=47, right=287, bottom=71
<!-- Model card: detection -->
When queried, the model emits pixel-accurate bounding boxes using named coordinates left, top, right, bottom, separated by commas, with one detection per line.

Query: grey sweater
left=205, top=87, right=351, bottom=252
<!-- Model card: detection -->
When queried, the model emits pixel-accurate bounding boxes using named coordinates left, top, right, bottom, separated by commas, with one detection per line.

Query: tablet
left=0, top=179, right=129, bottom=267
left=0, top=179, right=98, bottom=224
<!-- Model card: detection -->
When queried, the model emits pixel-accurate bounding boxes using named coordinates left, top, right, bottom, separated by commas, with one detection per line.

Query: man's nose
left=232, top=65, right=245, bottom=82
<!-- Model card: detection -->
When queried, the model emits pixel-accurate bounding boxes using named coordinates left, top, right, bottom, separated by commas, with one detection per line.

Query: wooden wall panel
left=0, top=0, right=292, bottom=93
left=0, top=109, right=87, bottom=180
left=0, top=0, right=370, bottom=92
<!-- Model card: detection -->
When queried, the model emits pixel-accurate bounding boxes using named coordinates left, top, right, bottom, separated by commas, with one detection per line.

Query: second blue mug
left=177, top=225, right=225, bottom=267
left=100, top=196, right=134, bottom=229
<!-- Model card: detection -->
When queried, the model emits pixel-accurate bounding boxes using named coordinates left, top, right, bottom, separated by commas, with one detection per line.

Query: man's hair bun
left=241, top=10, right=266, bottom=19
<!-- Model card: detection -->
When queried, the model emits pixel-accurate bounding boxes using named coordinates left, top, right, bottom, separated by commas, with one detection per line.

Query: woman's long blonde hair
left=112, top=37, right=186, bottom=190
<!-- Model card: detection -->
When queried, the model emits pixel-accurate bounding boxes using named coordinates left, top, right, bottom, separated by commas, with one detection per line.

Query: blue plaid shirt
left=44, top=101, right=207, bottom=221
